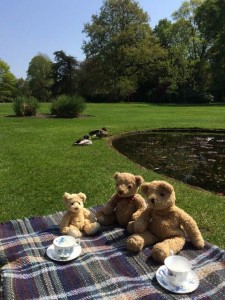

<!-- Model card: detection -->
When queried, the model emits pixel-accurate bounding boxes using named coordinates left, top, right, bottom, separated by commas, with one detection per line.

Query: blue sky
left=0, top=0, right=184, bottom=79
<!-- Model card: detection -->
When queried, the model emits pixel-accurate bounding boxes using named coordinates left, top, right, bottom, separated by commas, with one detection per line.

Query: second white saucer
left=156, top=265, right=199, bottom=294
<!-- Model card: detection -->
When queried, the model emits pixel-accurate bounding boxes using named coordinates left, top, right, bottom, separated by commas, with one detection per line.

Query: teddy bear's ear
left=159, top=181, right=174, bottom=193
left=140, top=183, right=149, bottom=195
left=135, top=175, right=144, bottom=186
left=78, top=192, right=87, bottom=202
left=114, top=172, right=120, bottom=180
left=63, top=192, right=70, bottom=201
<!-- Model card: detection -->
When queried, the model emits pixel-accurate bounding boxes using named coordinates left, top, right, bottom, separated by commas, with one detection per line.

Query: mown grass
left=0, top=102, right=225, bottom=249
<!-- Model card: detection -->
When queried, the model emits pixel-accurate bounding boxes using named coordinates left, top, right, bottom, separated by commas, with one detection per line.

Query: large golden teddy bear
left=126, top=180, right=205, bottom=263
left=96, top=172, right=147, bottom=228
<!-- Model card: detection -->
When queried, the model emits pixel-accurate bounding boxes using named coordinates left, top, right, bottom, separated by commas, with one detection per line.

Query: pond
left=112, top=129, right=225, bottom=194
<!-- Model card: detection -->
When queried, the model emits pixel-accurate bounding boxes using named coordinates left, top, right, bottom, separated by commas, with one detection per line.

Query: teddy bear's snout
left=151, top=198, right=156, bottom=205
left=71, top=202, right=79, bottom=210
left=118, top=189, right=124, bottom=195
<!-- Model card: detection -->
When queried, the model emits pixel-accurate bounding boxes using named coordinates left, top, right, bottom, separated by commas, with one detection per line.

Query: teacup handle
left=159, top=268, right=168, bottom=277
left=170, top=250, right=174, bottom=256
left=76, top=238, right=80, bottom=245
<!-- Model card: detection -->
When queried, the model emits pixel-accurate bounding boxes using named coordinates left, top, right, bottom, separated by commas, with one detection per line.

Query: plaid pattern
left=0, top=207, right=225, bottom=300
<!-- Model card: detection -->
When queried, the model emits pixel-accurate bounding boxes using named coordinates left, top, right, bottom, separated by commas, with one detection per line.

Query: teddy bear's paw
left=97, top=214, right=105, bottom=224
left=68, top=228, right=82, bottom=238
left=103, top=205, right=114, bottom=215
left=193, top=237, right=205, bottom=249
left=127, top=221, right=135, bottom=233
left=126, top=235, right=144, bottom=252
left=134, top=221, right=147, bottom=234
left=61, top=226, right=70, bottom=234
left=151, top=246, right=168, bottom=264
left=86, top=222, right=101, bottom=235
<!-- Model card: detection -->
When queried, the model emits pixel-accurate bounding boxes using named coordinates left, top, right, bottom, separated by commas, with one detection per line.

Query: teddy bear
left=96, top=172, right=147, bottom=227
left=60, top=192, right=100, bottom=238
left=126, top=180, right=205, bottom=263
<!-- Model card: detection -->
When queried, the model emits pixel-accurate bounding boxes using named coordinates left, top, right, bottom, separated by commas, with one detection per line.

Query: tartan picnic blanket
left=0, top=207, right=225, bottom=300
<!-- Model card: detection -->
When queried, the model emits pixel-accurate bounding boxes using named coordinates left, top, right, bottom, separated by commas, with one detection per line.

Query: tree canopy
left=27, top=53, right=53, bottom=101
left=0, top=59, right=16, bottom=101
left=52, top=50, right=78, bottom=96
left=2, top=0, right=225, bottom=103
left=82, top=0, right=167, bottom=100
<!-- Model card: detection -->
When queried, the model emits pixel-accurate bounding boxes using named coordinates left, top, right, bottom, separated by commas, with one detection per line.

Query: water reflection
left=112, top=130, right=225, bottom=194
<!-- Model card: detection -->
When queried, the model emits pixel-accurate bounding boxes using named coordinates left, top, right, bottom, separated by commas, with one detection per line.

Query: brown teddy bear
left=126, top=180, right=205, bottom=263
left=96, top=172, right=147, bottom=227
left=60, top=192, right=100, bottom=238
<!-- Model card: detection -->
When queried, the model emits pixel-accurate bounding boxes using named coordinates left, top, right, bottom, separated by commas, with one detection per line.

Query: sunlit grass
left=0, top=102, right=225, bottom=249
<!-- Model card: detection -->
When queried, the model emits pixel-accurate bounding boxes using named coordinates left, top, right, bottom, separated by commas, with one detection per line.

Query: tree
left=82, top=0, right=166, bottom=101
left=52, top=51, right=78, bottom=96
left=154, top=0, right=210, bottom=103
left=27, top=53, right=53, bottom=101
left=15, top=78, right=31, bottom=98
left=195, top=0, right=225, bottom=100
left=0, top=59, right=16, bottom=102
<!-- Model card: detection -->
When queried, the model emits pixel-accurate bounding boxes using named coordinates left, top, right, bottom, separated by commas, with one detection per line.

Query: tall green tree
left=155, top=0, right=210, bottom=102
left=0, top=59, right=16, bottom=101
left=27, top=53, right=53, bottom=102
left=52, top=51, right=78, bottom=96
left=82, top=0, right=166, bottom=101
left=195, top=0, right=225, bottom=100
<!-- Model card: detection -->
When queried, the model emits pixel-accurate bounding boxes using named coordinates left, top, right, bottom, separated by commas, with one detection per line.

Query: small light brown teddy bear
left=60, top=192, right=100, bottom=238
left=126, top=180, right=205, bottom=263
left=96, top=172, right=147, bottom=227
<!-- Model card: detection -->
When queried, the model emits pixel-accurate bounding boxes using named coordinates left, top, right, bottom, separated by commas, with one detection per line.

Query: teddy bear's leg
left=83, top=219, right=100, bottom=235
left=96, top=211, right=116, bottom=226
left=151, top=236, right=186, bottom=264
left=67, top=226, right=82, bottom=238
left=126, top=231, right=159, bottom=252
left=127, top=221, right=135, bottom=233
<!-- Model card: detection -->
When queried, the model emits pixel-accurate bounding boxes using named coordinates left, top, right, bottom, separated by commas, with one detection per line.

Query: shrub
left=50, top=95, right=86, bottom=118
left=13, top=97, right=39, bottom=116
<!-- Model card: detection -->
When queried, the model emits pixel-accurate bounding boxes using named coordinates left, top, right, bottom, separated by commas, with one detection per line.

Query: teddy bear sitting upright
left=60, top=192, right=100, bottom=238
left=126, top=180, right=205, bottom=263
left=96, top=172, right=147, bottom=227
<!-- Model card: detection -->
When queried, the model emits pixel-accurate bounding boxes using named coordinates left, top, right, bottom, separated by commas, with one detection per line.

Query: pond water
left=112, top=130, right=225, bottom=194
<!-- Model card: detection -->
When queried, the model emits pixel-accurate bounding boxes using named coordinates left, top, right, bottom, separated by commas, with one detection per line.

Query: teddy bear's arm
left=83, top=208, right=97, bottom=222
left=59, top=212, right=71, bottom=234
left=178, top=208, right=205, bottom=249
left=103, top=194, right=117, bottom=215
left=133, top=208, right=151, bottom=233
left=132, top=194, right=147, bottom=220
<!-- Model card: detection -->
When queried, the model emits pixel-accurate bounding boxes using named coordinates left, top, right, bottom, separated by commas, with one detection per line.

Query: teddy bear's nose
left=151, top=198, right=155, bottom=204
left=118, top=190, right=123, bottom=195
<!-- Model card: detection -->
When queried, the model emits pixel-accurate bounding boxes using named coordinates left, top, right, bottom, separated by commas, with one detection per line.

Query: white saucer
left=46, top=244, right=82, bottom=262
left=156, top=265, right=199, bottom=294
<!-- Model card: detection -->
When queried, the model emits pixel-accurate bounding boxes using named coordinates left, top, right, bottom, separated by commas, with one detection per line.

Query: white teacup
left=53, top=235, right=80, bottom=258
left=164, top=255, right=192, bottom=287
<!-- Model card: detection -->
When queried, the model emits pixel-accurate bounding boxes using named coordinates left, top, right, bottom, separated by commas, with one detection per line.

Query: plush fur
left=96, top=172, right=147, bottom=227
left=126, top=180, right=205, bottom=263
left=60, top=192, right=100, bottom=238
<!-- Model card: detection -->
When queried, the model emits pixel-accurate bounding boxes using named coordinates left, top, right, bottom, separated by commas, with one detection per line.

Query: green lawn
left=0, top=102, right=225, bottom=249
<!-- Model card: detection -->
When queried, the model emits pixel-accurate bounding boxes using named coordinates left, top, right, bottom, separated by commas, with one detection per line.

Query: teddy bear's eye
left=160, top=193, right=164, bottom=197
left=128, top=184, right=132, bottom=189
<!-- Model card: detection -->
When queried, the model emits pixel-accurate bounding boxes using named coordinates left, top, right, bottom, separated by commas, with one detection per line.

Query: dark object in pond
left=112, top=130, right=225, bottom=194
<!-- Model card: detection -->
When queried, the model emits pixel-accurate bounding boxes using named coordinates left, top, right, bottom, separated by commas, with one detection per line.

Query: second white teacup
left=164, top=255, right=192, bottom=287
left=53, top=235, right=80, bottom=259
